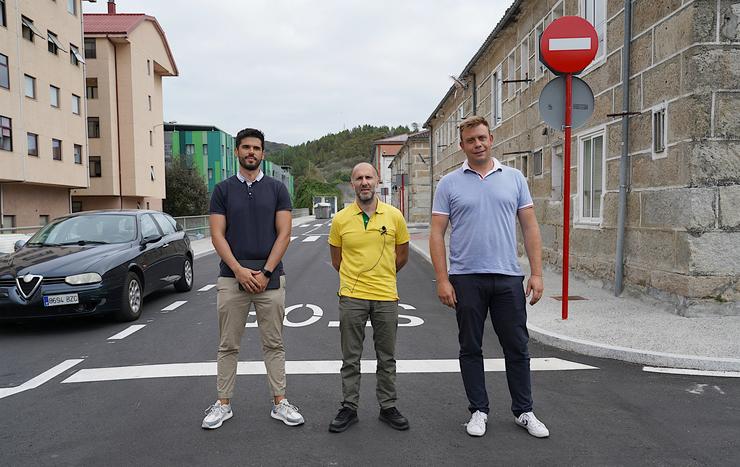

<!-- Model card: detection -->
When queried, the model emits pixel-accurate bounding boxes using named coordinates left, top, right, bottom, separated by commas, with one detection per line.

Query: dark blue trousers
left=449, top=274, right=533, bottom=417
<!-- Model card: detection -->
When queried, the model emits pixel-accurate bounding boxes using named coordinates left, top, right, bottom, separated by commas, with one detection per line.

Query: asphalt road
left=1, top=221, right=738, bottom=466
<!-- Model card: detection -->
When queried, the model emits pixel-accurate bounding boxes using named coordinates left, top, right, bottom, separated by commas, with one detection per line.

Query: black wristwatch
left=261, top=268, right=273, bottom=278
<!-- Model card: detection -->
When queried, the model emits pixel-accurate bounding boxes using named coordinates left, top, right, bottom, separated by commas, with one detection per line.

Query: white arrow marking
left=108, top=325, right=146, bottom=340
left=61, top=358, right=597, bottom=384
left=0, top=359, right=84, bottom=399
left=549, top=37, right=591, bottom=51
left=161, top=301, right=187, bottom=311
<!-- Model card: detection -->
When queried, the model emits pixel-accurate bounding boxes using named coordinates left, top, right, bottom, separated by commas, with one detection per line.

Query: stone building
left=371, top=134, right=407, bottom=204
left=424, top=0, right=739, bottom=314
left=389, top=130, right=431, bottom=223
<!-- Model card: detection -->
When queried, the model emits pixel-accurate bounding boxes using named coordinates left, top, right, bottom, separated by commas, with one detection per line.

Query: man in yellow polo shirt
left=327, top=162, right=410, bottom=433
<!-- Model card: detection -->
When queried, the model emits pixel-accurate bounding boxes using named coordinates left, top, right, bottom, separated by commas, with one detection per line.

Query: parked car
left=0, top=210, right=193, bottom=321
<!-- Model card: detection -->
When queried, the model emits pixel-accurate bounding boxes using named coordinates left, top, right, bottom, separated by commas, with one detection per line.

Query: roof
left=164, top=123, right=229, bottom=134
left=423, top=0, right=523, bottom=128
left=83, top=13, right=179, bottom=76
left=373, top=134, right=409, bottom=145
left=407, top=129, right=430, bottom=142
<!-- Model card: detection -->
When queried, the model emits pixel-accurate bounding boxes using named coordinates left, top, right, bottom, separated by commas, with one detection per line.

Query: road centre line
left=198, top=284, right=216, bottom=292
left=643, top=366, right=740, bottom=378
left=108, top=325, right=146, bottom=340
left=161, top=301, right=187, bottom=311
left=0, top=359, right=84, bottom=400
left=303, top=236, right=320, bottom=242
left=61, top=358, right=597, bottom=384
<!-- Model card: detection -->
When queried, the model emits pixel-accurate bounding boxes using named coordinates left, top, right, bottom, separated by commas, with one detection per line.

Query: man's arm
left=395, top=242, right=409, bottom=271
left=429, top=214, right=456, bottom=308
left=210, top=213, right=261, bottom=293
left=254, top=210, right=292, bottom=292
left=330, top=245, right=342, bottom=271
left=517, top=207, right=544, bottom=305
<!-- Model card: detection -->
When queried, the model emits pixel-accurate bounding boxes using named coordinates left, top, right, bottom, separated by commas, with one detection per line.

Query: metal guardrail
left=173, top=215, right=210, bottom=240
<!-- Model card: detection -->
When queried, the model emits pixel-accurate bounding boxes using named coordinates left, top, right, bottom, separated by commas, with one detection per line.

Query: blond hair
left=458, top=115, right=491, bottom=141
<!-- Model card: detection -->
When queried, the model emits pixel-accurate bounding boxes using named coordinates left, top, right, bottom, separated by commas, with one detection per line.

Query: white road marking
left=107, top=325, right=146, bottom=340
left=549, top=37, right=591, bottom=51
left=643, top=366, right=740, bottom=378
left=303, top=236, right=320, bottom=242
left=0, top=359, right=84, bottom=399
left=161, top=300, right=187, bottom=312
left=313, top=223, right=324, bottom=227
left=290, top=236, right=297, bottom=241
left=61, top=358, right=597, bottom=383
left=198, top=284, right=216, bottom=292
left=327, top=314, right=423, bottom=327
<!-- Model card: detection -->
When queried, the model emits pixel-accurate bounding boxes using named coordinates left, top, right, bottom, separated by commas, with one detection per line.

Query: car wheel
left=174, top=256, right=193, bottom=292
left=115, top=272, right=143, bottom=322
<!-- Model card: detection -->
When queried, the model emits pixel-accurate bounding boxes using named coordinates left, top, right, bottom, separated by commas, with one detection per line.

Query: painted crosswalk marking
left=61, top=358, right=597, bottom=384
left=108, top=325, right=146, bottom=340
left=303, top=235, right=320, bottom=242
left=1, top=359, right=84, bottom=399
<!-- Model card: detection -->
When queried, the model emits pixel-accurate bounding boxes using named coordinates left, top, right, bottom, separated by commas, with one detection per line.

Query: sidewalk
left=407, top=226, right=740, bottom=372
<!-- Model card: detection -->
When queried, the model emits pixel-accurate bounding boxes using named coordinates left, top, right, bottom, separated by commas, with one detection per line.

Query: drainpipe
left=615, top=0, right=633, bottom=295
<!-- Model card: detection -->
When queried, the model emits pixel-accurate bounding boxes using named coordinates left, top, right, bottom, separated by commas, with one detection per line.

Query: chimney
left=107, top=0, right=116, bottom=15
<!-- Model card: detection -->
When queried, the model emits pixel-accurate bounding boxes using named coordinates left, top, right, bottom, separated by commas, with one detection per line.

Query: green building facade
left=164, top=124, right=236, bottom=193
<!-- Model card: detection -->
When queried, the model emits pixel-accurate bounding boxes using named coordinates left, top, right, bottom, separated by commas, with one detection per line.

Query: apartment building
left=0, top=0, right=87, bottom=230
left=389, top=130, right=431, bottom=223
left=424, top=0, right=739, bottom=314
left=370, top=134, right=407, bottom=204
left=71, top=0, right=177, bottom=212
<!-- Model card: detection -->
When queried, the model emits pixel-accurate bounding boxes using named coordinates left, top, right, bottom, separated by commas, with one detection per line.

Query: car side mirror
left=14, top=239, right=26, bottom=252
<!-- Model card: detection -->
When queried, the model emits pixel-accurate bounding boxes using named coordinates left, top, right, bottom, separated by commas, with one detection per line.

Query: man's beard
left=239, top=157, right=261, bottom=171
left=357, top=189, right=374, bottom=202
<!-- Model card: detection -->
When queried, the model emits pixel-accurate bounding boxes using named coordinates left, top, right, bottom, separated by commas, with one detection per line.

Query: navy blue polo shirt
left=209, top=173, right=292, bottom=278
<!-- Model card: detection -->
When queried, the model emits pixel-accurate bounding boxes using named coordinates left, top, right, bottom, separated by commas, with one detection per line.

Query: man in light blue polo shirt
left=430, top=116, right=549, bottom=439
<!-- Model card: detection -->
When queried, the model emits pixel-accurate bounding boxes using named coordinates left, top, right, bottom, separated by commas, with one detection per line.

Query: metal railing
left=173, top=215, right=210, bottom=239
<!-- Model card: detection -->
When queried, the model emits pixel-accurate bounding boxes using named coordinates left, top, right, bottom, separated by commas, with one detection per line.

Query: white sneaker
left=271, top=399, right=305, bottom=426
left=465, top=410, right=488, bottom=437
left=515, top=412, right=549, bottom=438
left=202, top=401, right=232, bottom=429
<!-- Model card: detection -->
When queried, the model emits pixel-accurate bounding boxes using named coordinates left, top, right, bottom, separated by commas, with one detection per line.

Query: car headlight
left=65, top=273, right=102, bottom=285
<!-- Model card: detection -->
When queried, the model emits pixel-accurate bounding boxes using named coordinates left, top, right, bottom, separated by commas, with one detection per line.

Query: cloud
left=85, top=1, right=509, bottom=144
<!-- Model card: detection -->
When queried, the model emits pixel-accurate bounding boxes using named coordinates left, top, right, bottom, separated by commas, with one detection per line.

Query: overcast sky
left=84, top=1, right=509, bottom=145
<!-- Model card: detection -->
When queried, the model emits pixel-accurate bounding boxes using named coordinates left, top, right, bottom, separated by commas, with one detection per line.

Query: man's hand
left=436, top=279, right=457, bottom=308
left=525, top=275, right=544, bottom=305
left=252, top=270, right=270, bottom=293
left=235, top=266, right=261, bottom=293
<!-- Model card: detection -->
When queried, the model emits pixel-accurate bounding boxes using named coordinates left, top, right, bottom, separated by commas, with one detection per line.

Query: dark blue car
left=0, top=210, right=193, bottom=321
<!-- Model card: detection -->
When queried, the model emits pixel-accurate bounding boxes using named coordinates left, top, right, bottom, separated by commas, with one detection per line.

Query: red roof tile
left=83, top=13, right=148, bottom=34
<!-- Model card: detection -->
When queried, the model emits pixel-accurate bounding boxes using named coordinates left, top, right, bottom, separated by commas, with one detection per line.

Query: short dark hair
left=235, top=128, right=265, bottom=150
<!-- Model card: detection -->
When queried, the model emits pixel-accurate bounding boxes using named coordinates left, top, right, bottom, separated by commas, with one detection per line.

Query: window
left=521, top=39, right=529, bottom=87
left=48, top=31, right=65, bottom=55
left=0, top=53, right=8, bottom=89
left=73, top=144, right=82, bottom=164
left=652, top=106, right=666, bottom=156
left=21, top=16, right=41, bottom=42
left=149, top=130, right=153, bottom=146
left=521, top=154, right=529, bottom=177
left=69, top=44, right=84, bottom=66
left=551, top=145, right=563, bottom=200
left=84, top=38, right=96, bottom=59
left=185, top=144, right=194, bottom=156
left=67, top=0, right=76, bottom=15
left=24, top=75, right=36, bottom=98
left=89, top=156, right=101, bottom=177
left=71, top=201, right=82, bottom=213
left=50, top=85, right=60, bottom=108
left=535, top=21, right=546, bottom=79
left=208, top=168, right=213, bottom=180
left=72, top=94, right=81, bottom=115
left=2, top=215, right=15, bottom=229
left=203, top=144, right=208, bottom=156
left=490, top=68, right=502, bottom=125
left=153, top=213, right=176, bottom=235
left=148, top=95, right=151, bottom=111
left=147, top=59, right=151, bottom=75
left=140, top=214, right=160, bottom=238
left=87, top=117, right=100, bottom=138
left=52, top=138, right=62, bottom=160
left=581, top=0, right=607, bottom=64
left=579, top=131, right=605, bottom=222
left=533, top=149, right=543, bottom=176
left=86, top=78, right=98, bottom=99
left=0, top=116, right=11, bottom=151
left=507, top=53, right=516, bottom=97
left=0, top=0, right=5, bottom=27
left=27, top=132, right=38, bottom=156
left=150, top=165, right=155, bottom=181
left=39, top=215, right=49, bottom=226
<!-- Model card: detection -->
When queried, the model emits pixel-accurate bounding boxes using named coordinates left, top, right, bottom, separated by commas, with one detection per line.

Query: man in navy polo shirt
left=202, top=128, right=304, bottom=429
left=430, top=116, right=549, bottom=439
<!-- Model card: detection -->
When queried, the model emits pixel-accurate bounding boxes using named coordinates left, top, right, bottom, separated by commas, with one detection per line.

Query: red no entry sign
left=540, top=16, right=598, bottom=74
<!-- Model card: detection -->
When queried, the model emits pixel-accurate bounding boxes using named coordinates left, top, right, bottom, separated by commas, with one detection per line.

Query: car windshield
left=27, top=214, right=137, bottom=246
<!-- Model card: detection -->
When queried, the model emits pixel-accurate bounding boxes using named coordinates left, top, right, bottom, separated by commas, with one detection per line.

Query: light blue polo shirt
left=432, top=158, right=533, bottom=276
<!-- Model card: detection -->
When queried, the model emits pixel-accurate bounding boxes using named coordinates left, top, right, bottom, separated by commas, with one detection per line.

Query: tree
left=294, top=178, right=342, bottom=213
left=163, top=157, right=209, bottom=217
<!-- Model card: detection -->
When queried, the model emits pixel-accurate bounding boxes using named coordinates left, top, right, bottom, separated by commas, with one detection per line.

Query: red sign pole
left=562, top=73, right=573, bottom=320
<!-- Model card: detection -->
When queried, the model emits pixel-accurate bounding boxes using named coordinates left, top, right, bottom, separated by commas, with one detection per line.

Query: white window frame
left=507, top=52, right=516, bottom=98
left=520, top=38, right=529, bottom=87
left=24, top=74, right=36, bottom=98
left=580, top=0, right=607, bottom=69
left=577, top=127, right=606, bottom=224
left=490, top=66, right=503, bottom=127
left=651, top=103, right=667, bottom=160
left=534, top=20, right=546, bottom=80
left=49, top=85, right=60, bottom=108
left=551, top=144, right=563, bottom=200
left=72, top=94, right=80, bottom=115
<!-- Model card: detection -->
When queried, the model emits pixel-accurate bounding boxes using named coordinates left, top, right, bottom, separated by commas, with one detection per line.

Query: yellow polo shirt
left=328, top=200, right=410, bottom=301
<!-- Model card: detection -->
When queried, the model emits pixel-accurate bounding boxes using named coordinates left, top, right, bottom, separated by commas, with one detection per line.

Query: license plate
left=43, top=293, right=79, bottom=307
